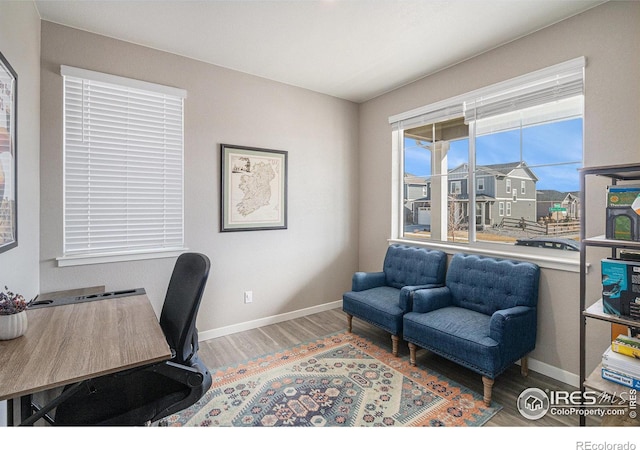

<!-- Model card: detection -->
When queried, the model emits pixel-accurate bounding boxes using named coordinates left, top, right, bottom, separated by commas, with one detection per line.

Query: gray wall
left=0, top=0, right=41, bottom=427
left=39, top=22, right=360, bottom=334
left=358, top=1, right=640, bottom=380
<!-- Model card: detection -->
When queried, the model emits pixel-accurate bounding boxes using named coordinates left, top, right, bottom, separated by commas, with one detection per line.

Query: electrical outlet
left=244, top=291, right=253, bottom=304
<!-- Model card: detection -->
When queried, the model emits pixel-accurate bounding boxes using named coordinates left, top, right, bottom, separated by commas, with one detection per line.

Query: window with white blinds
left=390, top=58, right=584, bottom=267
left=59, top=66, right=186, bottom=265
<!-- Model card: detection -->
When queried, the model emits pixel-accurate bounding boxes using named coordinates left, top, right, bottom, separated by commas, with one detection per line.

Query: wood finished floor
left=197, top=307, right=592, bottom=427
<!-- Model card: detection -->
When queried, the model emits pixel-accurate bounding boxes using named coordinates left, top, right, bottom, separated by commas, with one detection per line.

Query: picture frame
left=220, top=144, right=288, bottom=232
left=0, top=51, right=17, bottom=253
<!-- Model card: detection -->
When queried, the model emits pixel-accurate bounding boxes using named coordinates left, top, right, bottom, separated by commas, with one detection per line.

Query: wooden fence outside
left=498, top=217, right=580, bottom=236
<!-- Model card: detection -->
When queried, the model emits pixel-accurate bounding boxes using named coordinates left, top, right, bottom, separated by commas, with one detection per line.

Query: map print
left=229, top=155, right=281, bottom=223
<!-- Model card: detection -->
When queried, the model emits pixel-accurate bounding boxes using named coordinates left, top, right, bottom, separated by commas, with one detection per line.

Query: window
left=393, top=57, right=584, bottom=253
left=58, top=66, right=187, bottom=266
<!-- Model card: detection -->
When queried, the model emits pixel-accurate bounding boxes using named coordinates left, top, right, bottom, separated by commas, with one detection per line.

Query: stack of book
left=601, top=334, right=640, bottom=388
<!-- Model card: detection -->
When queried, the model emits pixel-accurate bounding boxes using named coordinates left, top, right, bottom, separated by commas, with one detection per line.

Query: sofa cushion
left=403, top=307, right=502, bottom=376
left=383, top=245, right=447, bottom=289
left=343, top=286, right=404, bottom=335
left=446, top=253, right=540, bottom=316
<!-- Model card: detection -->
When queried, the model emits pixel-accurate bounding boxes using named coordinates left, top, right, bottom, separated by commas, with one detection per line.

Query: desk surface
left=0, top=287, right=172, bottom=401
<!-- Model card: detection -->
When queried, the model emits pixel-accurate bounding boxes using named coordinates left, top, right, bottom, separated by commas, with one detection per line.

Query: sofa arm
left=490, top=306, right=537, bottom=357
left=352, top=271, right=386, bottom=291
left=399, top=284, right=445, bottom=312
left=411, top=286, right=453, bottom=313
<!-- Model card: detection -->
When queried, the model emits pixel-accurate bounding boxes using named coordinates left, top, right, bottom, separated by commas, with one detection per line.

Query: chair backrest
left=446, top=253, right=540, bottom=315
left=383, top=244, right=447, bottom=289
left=159, top=252, right=211, bottom=365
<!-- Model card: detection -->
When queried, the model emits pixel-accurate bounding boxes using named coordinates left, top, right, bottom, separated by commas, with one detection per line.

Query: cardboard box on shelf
left=602, top=258, right=640, bottom=319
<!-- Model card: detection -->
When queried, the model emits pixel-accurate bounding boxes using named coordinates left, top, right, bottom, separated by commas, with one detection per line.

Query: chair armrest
left=489, top=306, right=537, bottom=358
left=411, top=286, right=453, bottom=313
left=351, top=271, right=386, bottom=291
left=399, top=284, right=445, bottom=312
left=145, top=360, right=205, bottom=388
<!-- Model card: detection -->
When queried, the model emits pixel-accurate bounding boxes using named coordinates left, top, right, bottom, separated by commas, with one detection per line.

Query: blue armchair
left=403, top=253, right=540, bottom=406
left=342, top=244, right=447, bottom=356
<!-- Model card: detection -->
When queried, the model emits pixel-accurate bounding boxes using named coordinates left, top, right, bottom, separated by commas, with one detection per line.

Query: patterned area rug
left=165, top=332, right=501, bottom=427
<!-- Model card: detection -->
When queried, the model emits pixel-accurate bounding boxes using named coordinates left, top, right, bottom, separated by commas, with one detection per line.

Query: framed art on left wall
left=0, top=50, right=17, bottom=253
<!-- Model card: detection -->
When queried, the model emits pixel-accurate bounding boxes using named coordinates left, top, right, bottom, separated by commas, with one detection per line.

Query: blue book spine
left=601, top=367, right=640, bottom=389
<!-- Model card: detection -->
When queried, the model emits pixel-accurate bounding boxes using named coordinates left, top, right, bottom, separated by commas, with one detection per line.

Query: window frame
left=389, top=57, right=585, bottom=272
left=57, top=66, right=188, bottom=267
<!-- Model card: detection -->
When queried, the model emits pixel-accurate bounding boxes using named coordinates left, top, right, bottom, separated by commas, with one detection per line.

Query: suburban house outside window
left=391, top=57, right=584, bottom=256
left=58, top=66, right=187, bottom=266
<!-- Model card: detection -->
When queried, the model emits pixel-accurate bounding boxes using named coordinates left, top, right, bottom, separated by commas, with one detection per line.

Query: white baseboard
left=523, top=356, right=580, bottom=388
left=198, top=300, right=344, bottom=342
left=198, top=299, right=580, bottom=388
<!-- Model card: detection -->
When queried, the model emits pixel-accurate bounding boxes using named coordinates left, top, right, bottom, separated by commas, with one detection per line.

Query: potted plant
left=0, top=286, right=33, bottom=340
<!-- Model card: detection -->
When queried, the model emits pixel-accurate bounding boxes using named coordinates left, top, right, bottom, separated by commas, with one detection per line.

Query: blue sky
left=404, top=118, right=583, bottom=192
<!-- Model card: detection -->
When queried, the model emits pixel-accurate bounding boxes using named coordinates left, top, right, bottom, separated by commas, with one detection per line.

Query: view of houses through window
left=402, top=101, right=583, bottom=251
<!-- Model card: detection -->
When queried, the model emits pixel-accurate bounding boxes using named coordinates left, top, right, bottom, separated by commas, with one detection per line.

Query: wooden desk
left=0, top=287, right=172, bottom=422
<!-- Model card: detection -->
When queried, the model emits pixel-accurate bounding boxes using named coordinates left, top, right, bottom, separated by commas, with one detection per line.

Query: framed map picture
left=220, top=144, right=288, bottom=232
left=0, top=51, right=17, bottom=253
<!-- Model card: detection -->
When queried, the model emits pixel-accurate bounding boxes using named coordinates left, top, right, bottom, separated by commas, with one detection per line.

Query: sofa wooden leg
left=482, top=376, right=494, bottom=407
left=346, top=313, right=353, bottom=333
left=521, top=356, right=529, bottom=377
left=391, top=335, right=399, bottom=356
left=408, top=343, right=417, bottom=366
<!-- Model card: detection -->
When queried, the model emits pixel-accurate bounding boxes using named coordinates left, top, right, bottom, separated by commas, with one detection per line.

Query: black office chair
left=52, top=252, right=213, bottom=426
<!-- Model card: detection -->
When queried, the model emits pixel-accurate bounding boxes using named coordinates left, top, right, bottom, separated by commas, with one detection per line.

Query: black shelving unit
left=579, top=163, right=640, bottom=426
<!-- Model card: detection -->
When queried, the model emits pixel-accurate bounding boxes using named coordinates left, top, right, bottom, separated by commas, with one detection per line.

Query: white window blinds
left=389, top=57, right=585, bottom=131
left=463, top=57, right=584, bottom=122
left=61, top=66, right=186, bottom=260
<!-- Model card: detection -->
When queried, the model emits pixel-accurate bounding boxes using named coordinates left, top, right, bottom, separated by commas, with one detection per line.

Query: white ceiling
left=34, top=0, right=604, bottom=103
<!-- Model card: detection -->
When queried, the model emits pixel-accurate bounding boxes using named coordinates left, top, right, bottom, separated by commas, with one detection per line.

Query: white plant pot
left=0, top=310, right=28, bottom=340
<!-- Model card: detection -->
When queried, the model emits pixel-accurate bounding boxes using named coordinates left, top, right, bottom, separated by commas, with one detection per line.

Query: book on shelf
left=620, top=250, right=640, bottom=262
left=600, top=258, right=640, bottom=319
left=601, top=366, right=640, bottom=389
left=612, top=334, right=640, bottom=359
left=606, top=184, right=640, bottom=241
left=602, top=346, right=640, bottom=378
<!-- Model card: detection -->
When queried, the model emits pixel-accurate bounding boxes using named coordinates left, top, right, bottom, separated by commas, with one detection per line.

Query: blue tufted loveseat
left=342, top=244, right=447, bottom=356
left=403, top=253, right=540, bottom=406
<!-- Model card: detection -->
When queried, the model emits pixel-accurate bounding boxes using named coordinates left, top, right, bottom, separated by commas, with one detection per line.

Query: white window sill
left=57, top=248, right=188, bottom=267
left=389, top=238, right=582, bottom=273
